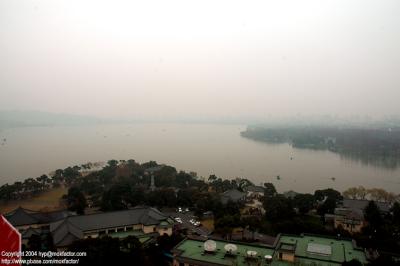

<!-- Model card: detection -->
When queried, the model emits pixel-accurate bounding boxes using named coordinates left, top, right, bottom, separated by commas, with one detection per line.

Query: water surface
left=0, top=123, right=399, bottom=193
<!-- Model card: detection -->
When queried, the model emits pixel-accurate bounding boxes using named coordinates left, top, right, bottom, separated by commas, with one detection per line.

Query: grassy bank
left=0, top=186, right=68, bottom=213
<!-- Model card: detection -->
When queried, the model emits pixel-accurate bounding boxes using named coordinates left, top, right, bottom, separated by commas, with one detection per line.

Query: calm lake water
left=0, top=123, right=399, bottom=193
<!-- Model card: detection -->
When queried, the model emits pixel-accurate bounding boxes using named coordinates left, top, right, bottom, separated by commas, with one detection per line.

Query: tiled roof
left=342, top=199, right=391, bottom=213
left=21, top=227, right=41, bottom=239
left=244, top=185, right=264, bottom=193
left=221, top=189, right=246, bottom=204
left=50, top=207, right=172, bottom=247
left=5, top=207, right=72, bottom=226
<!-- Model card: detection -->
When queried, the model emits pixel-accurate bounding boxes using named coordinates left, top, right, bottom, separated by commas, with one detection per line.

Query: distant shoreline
left=241, top=125, right=400, bottom=170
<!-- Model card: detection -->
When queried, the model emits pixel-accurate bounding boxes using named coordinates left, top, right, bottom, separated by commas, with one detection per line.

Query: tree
left=391, top=202, right=400, bottom=226
left=146, top=188, right=177, bottom=208
left=293, top=193, right=316, bottom=214
left=343, top=187, right=359, bottom=199
left=241, top=216, right=261, bottom=240
left=177, top=188, right=194, bottom=207
left=364, top=201, right=382, bottom=230
left=263, top=183, right=277, bottom=197
left=314, top=188, right=342, bottom=203
left=68, top=236, right=123, bottom=265
left=317, top=197, right=336, bottom=216
left=107, top=160, right=119, bottom=168
left=66, top=187, right=87, bottom=214
left=63, top=167, right=80, bottom=185
left=101, top=182, right=132, bottom=211
left=263, top=194, right=294, bottom=221
left=214, top=215, right=239, bottom=240
left=208, top=174, right=218, bottom=182
left=343, top=186, right=367, bottom=200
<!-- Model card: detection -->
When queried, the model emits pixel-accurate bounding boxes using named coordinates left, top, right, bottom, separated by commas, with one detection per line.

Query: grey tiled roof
left=221, top=189, right=246, bottom=204
left=21, top=227, right=41, bottom=239
left=51, top=219, right=83, bottom=246
left=5, top=207, right=72, bottom=226
left=50, top=207, right=172, bottom=247
left=342, top=199, right=391, bottom=213
left=244, top=185, right=264, bottom=193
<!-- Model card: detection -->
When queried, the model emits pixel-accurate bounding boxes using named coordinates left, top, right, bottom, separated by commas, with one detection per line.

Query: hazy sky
left=1, top=0, right=399, bottom=120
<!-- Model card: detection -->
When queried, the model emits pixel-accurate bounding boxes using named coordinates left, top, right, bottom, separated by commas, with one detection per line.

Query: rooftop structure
left=172, top=234, right=368, bottom=266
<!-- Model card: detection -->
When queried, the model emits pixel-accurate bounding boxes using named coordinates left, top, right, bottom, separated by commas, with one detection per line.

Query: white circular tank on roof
left=247, top=250, right=257, bottom=257
left=224, top=244, right=238, bottom=253
left=204, top=240, right=217, bottom=252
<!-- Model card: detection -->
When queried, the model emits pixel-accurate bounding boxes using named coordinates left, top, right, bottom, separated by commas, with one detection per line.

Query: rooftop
left=342, top=199, right=391, bottom=213
left=278, top=235, right=367, bottom=265
left=244, top=185, right=265, bottom=193
left=173, top=234, right=368, bottom=266
left=5, top=207, right=73, bottom=226
left=220, top=189, right=246, bottom=204
left=173, top=237, right=275, bottom=266
left=50, top=206, right=173, bottom=247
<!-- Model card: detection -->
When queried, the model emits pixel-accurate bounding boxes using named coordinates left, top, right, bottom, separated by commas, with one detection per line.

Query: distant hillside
left=0, top=110, right=107, bottom=129
left=241, top=125, right=400, bottom=169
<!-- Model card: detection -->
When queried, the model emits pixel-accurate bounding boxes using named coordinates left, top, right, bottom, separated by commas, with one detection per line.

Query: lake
left=0, top=123, right=399, bottom=193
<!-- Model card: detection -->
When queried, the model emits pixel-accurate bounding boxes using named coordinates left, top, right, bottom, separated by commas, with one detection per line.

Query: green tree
left=101, top=182, right=132, bottom=211
left=391, top=202, right=400, bottom=226
left=314, top=188, right=342, bottom=203
left=263, top=194, right=294, bottom=221
left=66, top=187, right=87, bottom=214
left=263, top=183, right=277, bottom=197
left=364, top=201, right=382, bottom=230
left=317, top=197, right=336, bottom=216
left=214, top=215, right=239, bottom=240
left=293, top=193, right=316, bottom=214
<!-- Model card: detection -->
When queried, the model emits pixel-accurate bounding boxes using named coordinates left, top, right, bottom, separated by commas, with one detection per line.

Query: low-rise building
left=220, top=189, right=246, bottom=204
left=325, top=199, right=391, bottom=233
left=283, top=190, right=299, bottom=199
left=172, top=234, right=368, bottom=266
left=244, top=185, right=265, bottom=199
left=332, top=208, right=365, bottom=233
left=342, top=199, right=391, bottom=214
left=4, top=207, right=74, bottom=245
left=49, top=206, right=174, bottom=249
left=5, top=207, right=73, bottom=230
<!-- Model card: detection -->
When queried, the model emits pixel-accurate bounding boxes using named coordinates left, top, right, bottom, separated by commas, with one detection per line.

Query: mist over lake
left=0, top=123, right=399, bottom=193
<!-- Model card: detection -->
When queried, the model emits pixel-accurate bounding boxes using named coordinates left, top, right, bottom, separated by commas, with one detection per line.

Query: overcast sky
left=1, top=0, right=399, bottom=121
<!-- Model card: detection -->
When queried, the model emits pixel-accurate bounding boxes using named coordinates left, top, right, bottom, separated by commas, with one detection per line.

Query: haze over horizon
left=1, top=0, right=400, bottom=121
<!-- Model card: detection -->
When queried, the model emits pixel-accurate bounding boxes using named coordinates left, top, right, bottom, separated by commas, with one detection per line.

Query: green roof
left=173, top=235, right=367, bottom=266
left=278, top=235, right=367, bottom=265
left=174, top=238, right=275, bottom=266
